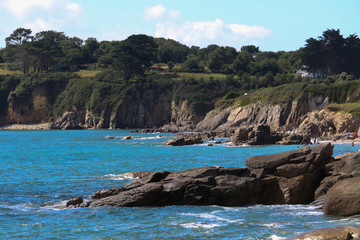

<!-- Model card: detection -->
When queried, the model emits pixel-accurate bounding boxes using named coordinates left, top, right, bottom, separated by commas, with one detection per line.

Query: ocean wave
left=0, top=202, right=34, bottom=212
left=43, top=200, right=68, bottom=210
left=102, top=172, right=137, bottom=181
left=137, top=135, right=162, bottom=140
left=180, top=212, right=242, bottom=223
left=180, top=222, right=222, bottom=229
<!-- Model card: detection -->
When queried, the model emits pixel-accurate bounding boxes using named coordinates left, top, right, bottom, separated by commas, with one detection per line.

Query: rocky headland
left=66, top=143, right=360, bottom=218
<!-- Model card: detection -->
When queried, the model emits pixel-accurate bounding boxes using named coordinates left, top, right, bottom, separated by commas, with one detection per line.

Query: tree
left=82, top=37, right=99, bottom=64
left=344, top=34, right=360, bottom=77
left=5, top=28, right=32, bottom=46
left=232, top=51, right=252, bottom=73
left=167, top=61, right=175, bottom=71
left=181, top=55, right=203, bottom=72
left=301, top=37, right=325, bottom=77
left=155, top=38, right=190, bottom=63
left=33, top=30, right=67, bottom=71
left=112, top=34, right=157, bottom=80
left=241, top=45, right=259, bottom=56
left=208, top=48, right=225, bottom=72
left=320, top=29, right=345, bottom=75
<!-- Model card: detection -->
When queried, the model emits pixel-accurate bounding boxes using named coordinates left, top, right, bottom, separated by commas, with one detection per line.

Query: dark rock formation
left=231, top=124, right=306, bottom=145
left=68, top=143, right=333, bottom=208
left=289, top=226, right=360, bottom=240
left=66, top=197, right=83, bottom=207
left=164, top=135, right=204, bottom=146
left=231, top=124, right=282, bottom=145
left=323, top=177, right=360, bottom=216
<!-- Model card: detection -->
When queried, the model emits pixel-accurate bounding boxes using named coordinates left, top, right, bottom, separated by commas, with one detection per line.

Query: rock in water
left=323, top=176, right=360, bottom=216
left=66, top=143, right=333, bottom=208
left=66, top=197, right=83, bottom=207
left=164, top=135, right=203, bottom=146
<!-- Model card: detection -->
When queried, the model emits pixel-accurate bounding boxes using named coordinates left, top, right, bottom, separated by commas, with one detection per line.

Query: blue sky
left=0, top=0, right=359, bottom=51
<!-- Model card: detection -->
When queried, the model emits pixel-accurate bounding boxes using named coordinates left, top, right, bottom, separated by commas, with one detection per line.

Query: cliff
left=1, top=73, right=360, bottom=135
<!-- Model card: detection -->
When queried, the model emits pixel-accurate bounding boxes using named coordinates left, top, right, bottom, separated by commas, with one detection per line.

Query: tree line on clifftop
left=1, top=28, right=360, bottom=87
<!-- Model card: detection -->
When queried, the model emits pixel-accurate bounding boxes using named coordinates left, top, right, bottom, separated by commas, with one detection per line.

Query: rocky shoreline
left=66, top=143, right=360, bottom=217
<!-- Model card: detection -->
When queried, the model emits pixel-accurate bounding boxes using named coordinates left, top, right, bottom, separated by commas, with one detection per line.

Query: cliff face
left=195, top=95, right=330, bottom=132
left=2, top=76, right=360, bottom=134
left=7, top=87, right=53, bottom=124
left=82, top=88, right=202, bottom=129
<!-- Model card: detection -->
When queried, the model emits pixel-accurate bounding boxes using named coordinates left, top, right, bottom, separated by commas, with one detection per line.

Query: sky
left=0, top=0, right=359, bottom=51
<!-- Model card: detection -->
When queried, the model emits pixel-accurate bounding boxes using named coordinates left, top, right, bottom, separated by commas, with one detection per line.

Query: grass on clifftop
left=326, top=103, right=360, bottom=116
left=234, top=82, right=308, bottom=106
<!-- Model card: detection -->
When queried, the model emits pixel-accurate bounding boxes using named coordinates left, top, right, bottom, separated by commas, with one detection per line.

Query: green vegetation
left=1, top=27, right=360, bottom=124
left=326, top=103, right=360, bottom=116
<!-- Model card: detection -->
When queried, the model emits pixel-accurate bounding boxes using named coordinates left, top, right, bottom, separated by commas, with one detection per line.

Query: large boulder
left=289, top=226, right=360, bottom=240
left=68, top=143, right=334, bottom=208
left=314, top=151, right=360, bottom=200
left=323, top=176, right=360, bottom=216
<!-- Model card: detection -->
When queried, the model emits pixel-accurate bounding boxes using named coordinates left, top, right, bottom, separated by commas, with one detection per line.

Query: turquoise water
left=1, top=130, right=360, bottom=239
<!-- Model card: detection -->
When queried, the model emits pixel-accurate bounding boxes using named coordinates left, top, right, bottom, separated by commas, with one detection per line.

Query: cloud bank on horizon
left=0, top=0, right=272, bottom=49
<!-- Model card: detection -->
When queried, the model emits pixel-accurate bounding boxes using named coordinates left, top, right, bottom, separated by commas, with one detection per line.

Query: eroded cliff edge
left=1, top=74, right=360, bottom=136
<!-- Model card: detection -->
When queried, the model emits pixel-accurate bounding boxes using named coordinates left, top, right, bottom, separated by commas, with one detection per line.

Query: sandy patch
left=0, top=123, right=53, bottom=130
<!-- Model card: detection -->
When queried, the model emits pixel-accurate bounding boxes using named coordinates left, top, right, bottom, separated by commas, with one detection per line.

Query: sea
left=1, top=130, right=359, bottom=240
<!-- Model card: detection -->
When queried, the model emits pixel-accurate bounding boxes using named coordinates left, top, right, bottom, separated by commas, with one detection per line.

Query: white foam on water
left=180, top=212, right=242, bottom=223
left=263, top=223, right=283, bottom=229
left=43, top=200, right=68, bottom=210
left=267, top=235, right=286, bottom=240
left=138, top=136, right=162, bottom=140
left=0, top=202, right=33, bottom=212
left=180, top=222, right=222, bottom=229
left=102, top=172, right=137, bottom=181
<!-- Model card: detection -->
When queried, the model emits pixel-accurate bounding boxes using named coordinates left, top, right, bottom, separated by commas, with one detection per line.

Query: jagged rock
left=68, top=143, right=333, bottom=208
left=323, top=177, right=360, bottom=216
left=314, top=151, right=360, bottom=199
left=277, top=134, right=305, bottom=145
left=164, top=135, right=204, bottom=146
left=52, top=112, right=83, bottom=130
left=123, top=136, right=131, bottom=140
left=289, top=226, right=360, bottom=240
left=231, top=124, right=284, bottom=145
left=231, top=126, right=253, bottom=144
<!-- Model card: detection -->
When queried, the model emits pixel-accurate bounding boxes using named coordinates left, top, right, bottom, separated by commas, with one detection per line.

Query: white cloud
left=155, top=18, right=271, bottom=48
left=144, top=4, right=166, bottom=20
left=24, top=18, right=52, bottom=33
left=1, top=0, right=84, bottom=33
left=229, top=24, right=271, bottom=39
left=1, top=0, right=52, bottom=20
left=168, top=10, right=181, bottom=20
